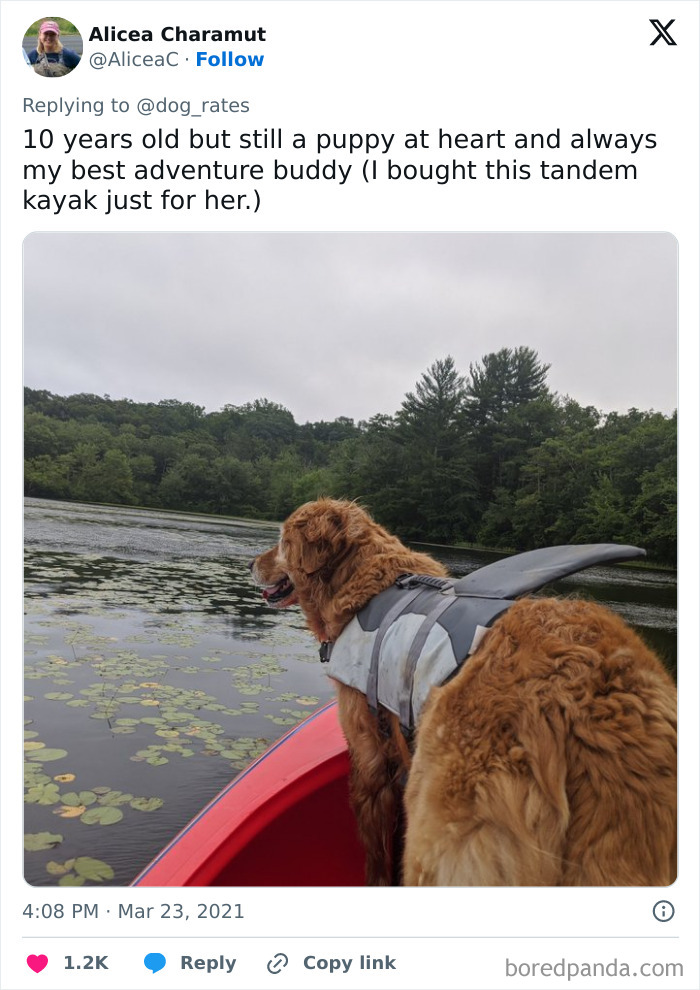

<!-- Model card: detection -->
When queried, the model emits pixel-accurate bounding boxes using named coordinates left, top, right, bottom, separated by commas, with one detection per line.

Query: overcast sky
left=24, top=233, right=676, bottom=423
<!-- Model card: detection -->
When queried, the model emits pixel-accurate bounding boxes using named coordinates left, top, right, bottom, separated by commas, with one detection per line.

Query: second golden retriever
left=251, top=498, right=677, bottom=886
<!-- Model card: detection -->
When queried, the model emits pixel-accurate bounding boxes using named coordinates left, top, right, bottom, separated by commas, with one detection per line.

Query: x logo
left=650, top=18, right=677, bottom=45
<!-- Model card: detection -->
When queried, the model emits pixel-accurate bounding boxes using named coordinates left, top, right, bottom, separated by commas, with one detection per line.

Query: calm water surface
left=24, top=498, right=676, bottom=886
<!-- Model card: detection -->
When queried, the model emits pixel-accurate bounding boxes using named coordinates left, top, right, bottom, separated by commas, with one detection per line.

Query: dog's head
left=280, top=498, right=368, bottom=575
left=250, top=498, right=366, bottom=607
left=250, top=498, right=448, bottom=641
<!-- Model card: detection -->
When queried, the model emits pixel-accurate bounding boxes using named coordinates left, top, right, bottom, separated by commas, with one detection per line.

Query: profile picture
left=23, top=17, right=81, bottom=77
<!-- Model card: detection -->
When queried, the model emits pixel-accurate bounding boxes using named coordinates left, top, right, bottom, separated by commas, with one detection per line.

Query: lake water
left=24, top=498, right=677, bottom=887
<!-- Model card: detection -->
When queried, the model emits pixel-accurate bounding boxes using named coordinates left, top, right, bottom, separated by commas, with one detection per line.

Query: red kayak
left=132, top=701, right=365, bottom=886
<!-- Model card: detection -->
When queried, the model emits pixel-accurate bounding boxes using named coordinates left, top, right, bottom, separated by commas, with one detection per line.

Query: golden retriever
left=251, top=498, right=677, bottom=886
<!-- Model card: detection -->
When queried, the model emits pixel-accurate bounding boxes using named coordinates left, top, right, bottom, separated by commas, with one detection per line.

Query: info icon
left=652, top=900, right=674, bottom=922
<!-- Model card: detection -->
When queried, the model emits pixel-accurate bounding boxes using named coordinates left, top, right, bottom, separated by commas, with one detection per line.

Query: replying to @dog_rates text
left=1, top=2, right=699, bottom=989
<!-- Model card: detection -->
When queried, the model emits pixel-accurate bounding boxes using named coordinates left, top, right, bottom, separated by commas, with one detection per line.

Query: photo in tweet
left=23, top=231, right=676, bottom=889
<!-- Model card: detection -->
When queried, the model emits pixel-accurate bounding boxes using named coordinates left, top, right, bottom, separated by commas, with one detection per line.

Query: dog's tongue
left=263, top=577, right=294, bottom=603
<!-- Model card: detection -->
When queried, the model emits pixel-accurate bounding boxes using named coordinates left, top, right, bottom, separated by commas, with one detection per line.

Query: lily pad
left=25, top=770, right=51, bottom=788
left=27, top=748, right=68, bottom=763
left=80, top=806, right=124, bottom=826
left=61, top=791, right=98, bottom=807
left=24, top=831, right=63, bottom=851
left=97, top=791, right=134, bottom=807
left=25, top=783, right=62, bottom=806
left=130, top=797, right=164, bottom=812
left=74, top=857, right=115, bottom=882
left=54, top=805, right=86, bottom=818
left=46, top=859, right=76, bottom=876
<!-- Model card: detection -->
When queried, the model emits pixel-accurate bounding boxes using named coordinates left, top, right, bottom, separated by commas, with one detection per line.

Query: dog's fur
left=251, top=498, right=677, bottom=886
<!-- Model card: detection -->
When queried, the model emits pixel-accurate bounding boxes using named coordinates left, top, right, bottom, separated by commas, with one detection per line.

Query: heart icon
left=27, top=955, right=48, bottom=974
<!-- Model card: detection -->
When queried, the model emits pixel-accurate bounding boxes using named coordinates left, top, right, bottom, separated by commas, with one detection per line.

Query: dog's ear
left=285, top=504, right=349, bottom=575
left=304, top=506, right=345, bottom=545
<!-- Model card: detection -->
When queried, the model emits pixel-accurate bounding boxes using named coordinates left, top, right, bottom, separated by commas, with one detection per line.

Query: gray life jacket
left=321, top=543, right=645, bottom=733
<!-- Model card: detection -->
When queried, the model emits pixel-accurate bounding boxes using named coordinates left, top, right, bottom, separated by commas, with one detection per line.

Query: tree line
left=24, top=347, right=676, bottom=563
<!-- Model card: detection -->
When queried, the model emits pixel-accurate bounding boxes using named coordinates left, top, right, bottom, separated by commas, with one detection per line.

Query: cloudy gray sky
left=24, top=233, right=676, bottom=423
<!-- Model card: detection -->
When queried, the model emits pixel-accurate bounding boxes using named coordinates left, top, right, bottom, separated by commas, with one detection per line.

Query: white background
left=1, top=2, right=698, bottom=988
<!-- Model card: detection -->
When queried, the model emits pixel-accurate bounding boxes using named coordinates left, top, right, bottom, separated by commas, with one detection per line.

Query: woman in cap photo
left=28, top=21, right=81, bottom=76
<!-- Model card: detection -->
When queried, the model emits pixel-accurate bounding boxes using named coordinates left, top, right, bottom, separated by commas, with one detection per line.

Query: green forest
left=24, top=347, right=677, bottom=564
